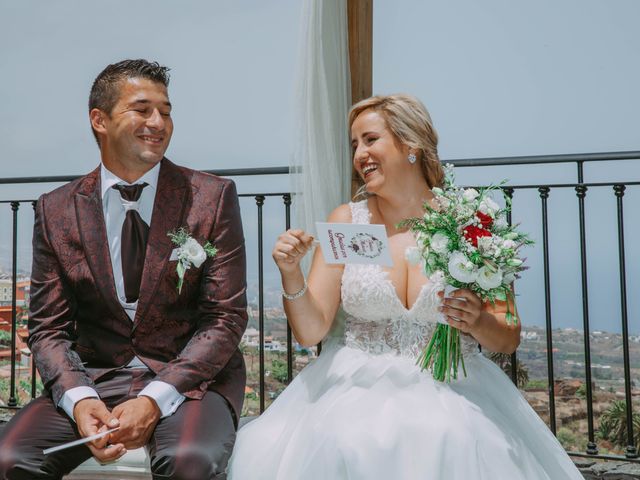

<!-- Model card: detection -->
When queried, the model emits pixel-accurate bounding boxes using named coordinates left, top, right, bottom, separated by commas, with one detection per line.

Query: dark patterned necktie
left=113, top=183, right=149, bottom=303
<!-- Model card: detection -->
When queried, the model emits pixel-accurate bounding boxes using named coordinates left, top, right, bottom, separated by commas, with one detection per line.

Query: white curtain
left=290, top=0, right=352, bottom=256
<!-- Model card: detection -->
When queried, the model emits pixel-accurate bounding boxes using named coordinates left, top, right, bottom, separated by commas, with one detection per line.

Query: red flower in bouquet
left=464, top=225, right=492, bottom=247
left=476, top=211, right=493, bottom=228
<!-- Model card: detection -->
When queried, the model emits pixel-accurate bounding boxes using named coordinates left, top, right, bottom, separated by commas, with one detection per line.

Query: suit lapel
left=74, top=167, right=131, bottom=326
left=134, top=159, right=189, bottom=329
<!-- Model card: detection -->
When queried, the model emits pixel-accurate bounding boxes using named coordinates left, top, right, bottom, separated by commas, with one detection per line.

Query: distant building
left=264, top=338, right=287, bottom=352
left=0, top=276, right=30, bottom=307
left=0, top=308, right=13, bottom=324
left=242, top=327, right=260, bottom=346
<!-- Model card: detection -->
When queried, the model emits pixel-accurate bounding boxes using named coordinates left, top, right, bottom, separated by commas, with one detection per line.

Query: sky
left=0, top=0, right=302, bottom=303
left=0, top=0, right=638, bottom=335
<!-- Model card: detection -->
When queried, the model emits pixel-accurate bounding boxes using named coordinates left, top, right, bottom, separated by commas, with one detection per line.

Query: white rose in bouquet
left=494, top=215, right=509, bottom=229
left=430, top=232, right=450, bottom=254
left=502, top=239, right=516, bottom=250
left=448, top=251, right=478, bottom=283
left=429, top=270, right=446, bottom=290
left=476, top=236, right=495, bottom=255
left=476, top=265, right=503, bottom=290
left=479, top=196, right=500, bottom=216
left=462, top=188, right=479, bottom=202
left=436, top=196, right=451, bottom=209
left=456, top=204, right=476, bottom=220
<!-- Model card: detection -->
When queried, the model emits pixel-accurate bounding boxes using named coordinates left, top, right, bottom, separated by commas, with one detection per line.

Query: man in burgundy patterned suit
left=0, top=59, right=247, bottom=479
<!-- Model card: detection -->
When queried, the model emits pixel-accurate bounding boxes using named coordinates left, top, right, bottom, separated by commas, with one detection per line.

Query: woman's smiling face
left=351, top=109, right=410, bottom=195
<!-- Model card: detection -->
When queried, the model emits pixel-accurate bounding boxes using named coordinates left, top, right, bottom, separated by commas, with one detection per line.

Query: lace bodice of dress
left=338, top=200, right=479, bottom=358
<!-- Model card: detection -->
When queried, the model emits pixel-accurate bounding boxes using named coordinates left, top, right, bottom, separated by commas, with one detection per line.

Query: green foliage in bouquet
left=417, top=323, right=466, bottom=383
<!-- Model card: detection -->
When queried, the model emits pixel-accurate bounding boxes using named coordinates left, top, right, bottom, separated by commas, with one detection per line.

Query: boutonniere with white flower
left=167, top=227, right=217, bottom=294
left=402, top=164, right=533, bottom=382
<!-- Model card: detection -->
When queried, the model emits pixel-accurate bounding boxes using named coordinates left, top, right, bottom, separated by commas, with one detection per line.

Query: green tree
left=489, top=352, right=529, bottom=388
left=556, top=427, right=577, bottom=449
left=19, top=378, right=43, bottom=400
left=0, top=330, right=12, bottom=348
left=270, top=358, right=289, bottom=384
left=0, top=377, right=9, bottom=403
left=524, top=379, right=547, bottom=390
left=17, top=304, right=29, bottom=326
left=597, top=400, right=640, bottom=449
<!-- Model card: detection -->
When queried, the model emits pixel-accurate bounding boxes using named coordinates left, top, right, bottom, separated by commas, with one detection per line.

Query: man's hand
left=109, top=396, right=161, bottom=449
left=73, top=398, right=126, bottom=463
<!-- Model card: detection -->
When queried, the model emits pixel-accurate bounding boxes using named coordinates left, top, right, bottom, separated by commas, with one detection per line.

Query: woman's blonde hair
left=348, top=94, right=444, bottom=189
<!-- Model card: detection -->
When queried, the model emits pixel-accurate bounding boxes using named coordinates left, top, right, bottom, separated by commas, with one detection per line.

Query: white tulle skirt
left=227, top=342, right=582, bottom=479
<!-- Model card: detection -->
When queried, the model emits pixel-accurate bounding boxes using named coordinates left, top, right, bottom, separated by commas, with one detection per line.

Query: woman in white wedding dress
left=227, top=94, right=582, bottom=479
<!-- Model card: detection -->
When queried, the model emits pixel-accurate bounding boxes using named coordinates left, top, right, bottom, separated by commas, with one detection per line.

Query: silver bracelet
left=282, top=277, right=308, bottom=301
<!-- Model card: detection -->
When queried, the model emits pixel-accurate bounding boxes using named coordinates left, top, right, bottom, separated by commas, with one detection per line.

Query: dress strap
left=349, top=200, right=371, bottom=225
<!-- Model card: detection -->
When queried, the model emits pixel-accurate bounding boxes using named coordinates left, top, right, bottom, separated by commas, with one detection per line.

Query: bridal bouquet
left=404, top=165, right=533, bottom=382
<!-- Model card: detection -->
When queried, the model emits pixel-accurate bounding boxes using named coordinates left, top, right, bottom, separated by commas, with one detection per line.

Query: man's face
left=96, top=77, right=173, bottom=172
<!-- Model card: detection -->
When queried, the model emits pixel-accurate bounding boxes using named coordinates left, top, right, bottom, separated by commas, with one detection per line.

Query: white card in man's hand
left=315, top=222, right=393, bottom=266
left=42, top=427, right=119, bottom=455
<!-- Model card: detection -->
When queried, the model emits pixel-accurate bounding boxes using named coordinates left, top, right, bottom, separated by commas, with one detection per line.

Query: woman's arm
left=272, top=204, right=351, bottom=347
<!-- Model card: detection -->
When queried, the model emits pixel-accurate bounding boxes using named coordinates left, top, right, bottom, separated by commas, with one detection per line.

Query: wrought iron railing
left=452, top=151, right=639, bottom=461
left=0, top=152, right=638, bottom=462
left=0, top=167, right=293, bottom=417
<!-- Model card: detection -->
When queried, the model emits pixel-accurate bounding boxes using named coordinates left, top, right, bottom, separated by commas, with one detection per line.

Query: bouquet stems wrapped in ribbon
left=404, top=165, right=533, bottom=382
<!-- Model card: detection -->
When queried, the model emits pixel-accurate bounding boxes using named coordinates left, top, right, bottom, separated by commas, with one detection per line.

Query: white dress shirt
left=59, top=162, right=185, bottom=420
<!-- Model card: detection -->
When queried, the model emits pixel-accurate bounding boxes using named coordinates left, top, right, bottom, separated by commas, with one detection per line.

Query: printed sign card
left=315, top=222, right=393, bottom=266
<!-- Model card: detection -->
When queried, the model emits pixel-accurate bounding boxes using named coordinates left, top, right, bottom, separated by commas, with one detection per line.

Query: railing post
left=8, top=201, right=20, bottom=407
left=613, top=184, right=638, bottom=459
left=502, top=187, right=519, bottom=386
left=538, top=186, right=556, bottom=434
left=282, top=194, right=294, bottom=384
left=31, top=201, right=37, bottom=399
left=577, top=160, right=584, bottom=184
left=575, top=183, right=598, bottom=455
left=255, top=195, right=266, bottom=413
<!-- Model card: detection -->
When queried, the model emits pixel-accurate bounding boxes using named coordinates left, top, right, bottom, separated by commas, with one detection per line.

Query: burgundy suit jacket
left=27, top=158, right=248, bottom=422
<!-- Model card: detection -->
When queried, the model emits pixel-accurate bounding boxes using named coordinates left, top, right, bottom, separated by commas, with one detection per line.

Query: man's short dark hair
left=89, top=59, right=170, bottom=144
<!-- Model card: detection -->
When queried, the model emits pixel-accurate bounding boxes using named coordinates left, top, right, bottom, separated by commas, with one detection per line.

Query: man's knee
left=151, top=444, right=231, bottom=480
left=0, top=444, right=17, bottom=479
left=0, top=428, right=79, bottom=480
left=0, top=442, right=35, bottom=480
